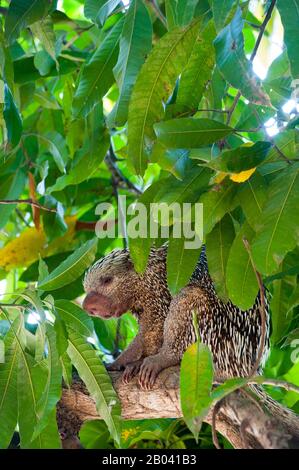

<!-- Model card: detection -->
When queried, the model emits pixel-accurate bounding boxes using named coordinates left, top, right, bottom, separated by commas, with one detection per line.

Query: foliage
left=0, top=0, right=299, bottom=450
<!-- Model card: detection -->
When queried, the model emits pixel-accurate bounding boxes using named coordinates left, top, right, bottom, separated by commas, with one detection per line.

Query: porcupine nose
left=83, top=292, right=99, bottom=316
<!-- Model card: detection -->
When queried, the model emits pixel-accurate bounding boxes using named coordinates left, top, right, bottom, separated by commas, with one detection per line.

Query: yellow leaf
left=230, top=167, right=256, bottom=183
left=214, top=172, right=228, bottom=184
left=0, top=216, right=77, bottom=271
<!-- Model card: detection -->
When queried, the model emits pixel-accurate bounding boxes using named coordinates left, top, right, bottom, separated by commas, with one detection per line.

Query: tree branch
left=57, top=368, right=299, bottom=449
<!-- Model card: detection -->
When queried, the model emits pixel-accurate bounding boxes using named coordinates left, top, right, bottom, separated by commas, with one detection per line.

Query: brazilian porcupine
left=83, top=244, right=299, bottom=436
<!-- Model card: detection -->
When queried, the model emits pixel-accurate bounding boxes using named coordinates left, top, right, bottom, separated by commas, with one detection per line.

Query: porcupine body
left=83, top=244, right=299, bottom=437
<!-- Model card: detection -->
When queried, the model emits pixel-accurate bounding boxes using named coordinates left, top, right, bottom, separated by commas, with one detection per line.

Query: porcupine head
left=82, top=249, right=139, bottom=318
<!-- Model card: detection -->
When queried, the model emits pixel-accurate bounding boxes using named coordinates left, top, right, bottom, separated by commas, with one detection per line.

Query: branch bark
left=57, top=367, right=299, bottom=450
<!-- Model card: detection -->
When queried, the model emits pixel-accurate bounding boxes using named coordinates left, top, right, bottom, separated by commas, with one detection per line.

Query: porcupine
left=83, top=244, right=299, bottom=437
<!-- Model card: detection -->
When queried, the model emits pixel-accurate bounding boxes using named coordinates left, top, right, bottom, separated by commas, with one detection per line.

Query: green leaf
left=271, top=275, right=297, bottom=346
left=180, top=342, right=213, bottom=440
left=34, top=323, right=46, bottom=363
left=34, top=50, right=55, bottom=76
left=226, top=221, right=258, bottom=310
left=165, top=0, right=200, bottom=28
left=20, top=252, right=73, bottom=283
left=38, top=239, right=98, bottom=291
left=110, top=0, right=152, bottom=126
left=177, top=21, right=216, bottom=111
left=66, top=329, right=121, bottom=445
left=282, top=328, right=299, bottom=348
left=270, top=255, right=299, bottom=345
left=237, top=171, right=267, bottom=231
left=18, top=352, right=61, bottom=448
left=208, top=65, right=227, bottom=111
left=211, top=377, right=249, bottom=402
left=0, top=169, right=26, bottom=230
left=3, top=84, right=23, bottom=147
left=14, top=320, right=60, bottom=448
left=72, top=19, right=124, bottom=118
left=47, top=121, right=110, bottom=193
left=42, top=200, right=68, bottom=243
left=214, top=8, right=269, bottom=105
left=276, top=0, right=299, bottom=78
left=30, top=16, right=57, bottom=65
left=151, top=144, right=190, bottom=179
left=97, top=0, right=122, bottom=25
left=154, top=118, right=233, bottom=149
left=266, top=130, right=297, bottom=163
left=252, top=164, right=299, bottom=275
left=33, top=131, right=67, bottom=173
left=54, top=300, right=94, bottom=338
left=60, top=352, right=72, bottom=388
left=0, top=316, right=21, bottom=449
left=200, top=180, right=238, bottom=237
left=32, top=324, right=62, bottom=439
left=128, top=180, right=163, bottom=273
left=79, top=420, right=111, bottom=449
left=207, top=142, right=272, bottom=173
left=167, top=236, right=201, bottom=294
left=121, top=418, right=172, bottom=448
left=5, top=0, right=51, bottom=44
left=165, top=0, right=177, bottom=30
left=206, top=214, right=235, bottom=301
left=84, top=0, right=107, bottom=22
left=13, top=56, right=77, bottom=84
left=154, top=165, right=213, bottom=205
left=128, top=19, right=201, bottom=175
left=212, top=0, right=238, bottom=32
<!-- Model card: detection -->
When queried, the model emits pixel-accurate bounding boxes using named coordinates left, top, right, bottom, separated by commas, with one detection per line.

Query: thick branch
left=57, top=367, right=299, bottom=450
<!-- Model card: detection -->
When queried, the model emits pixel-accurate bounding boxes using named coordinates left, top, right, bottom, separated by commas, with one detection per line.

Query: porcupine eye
left=101, top=276, right=113, bottom=285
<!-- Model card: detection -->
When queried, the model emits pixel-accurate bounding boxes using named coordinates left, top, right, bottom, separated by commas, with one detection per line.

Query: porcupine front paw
left=122, top=359, right=143, bottom=384
left=138, top=356, right=162, bottom=390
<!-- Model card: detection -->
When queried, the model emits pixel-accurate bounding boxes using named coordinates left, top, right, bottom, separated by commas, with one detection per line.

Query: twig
left=0, top=199, right=56, bottom=212
left=250, top=0, right=276, bottom=63
left=226, top=0, right=276, bottom=126
left=242, top=237, right=267, bottom=378
left=226, top=91, right=242, bottom=126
